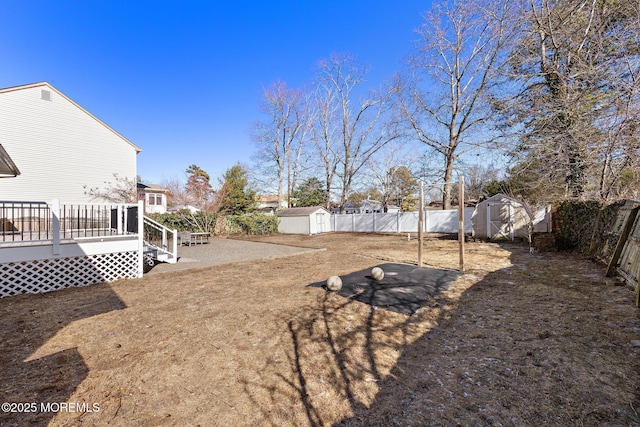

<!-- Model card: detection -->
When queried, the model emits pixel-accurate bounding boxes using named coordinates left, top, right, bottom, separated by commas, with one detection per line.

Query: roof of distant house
left=257, top=194, right=288, bottom=202
left=137, top=183, right=170, bottom=192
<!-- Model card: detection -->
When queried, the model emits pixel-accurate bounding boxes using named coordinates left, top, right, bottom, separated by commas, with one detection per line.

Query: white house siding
left=0, top=83, right=139, bottom=203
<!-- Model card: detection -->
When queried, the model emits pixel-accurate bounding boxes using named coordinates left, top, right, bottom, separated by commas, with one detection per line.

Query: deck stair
left=142, top=215, right=178, bottom=266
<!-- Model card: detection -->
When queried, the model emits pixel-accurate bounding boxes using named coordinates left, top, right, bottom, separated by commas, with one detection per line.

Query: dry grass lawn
left=1, top=232, right=639, bottom=426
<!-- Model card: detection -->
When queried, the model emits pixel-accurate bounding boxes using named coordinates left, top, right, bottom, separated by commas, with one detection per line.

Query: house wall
left=0, top=84, right=138, bottom=203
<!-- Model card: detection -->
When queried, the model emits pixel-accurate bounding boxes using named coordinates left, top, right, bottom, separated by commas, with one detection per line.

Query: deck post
left=51, top=199, right=60, bottom=255
left=137, top=200, right=144, bottom=278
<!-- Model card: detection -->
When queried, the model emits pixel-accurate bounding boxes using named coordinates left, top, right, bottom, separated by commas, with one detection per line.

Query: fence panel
left=425, top=210, right=456, bottom=233
left=374, top=213, right=399, bottom=233
left=615, top=207, right=640, bottom=284
left=354, top=215, right=374, bottom=232
left=399, top=212, right=419, bottom=232
left=330, top=209, right=474, bottom=233
left=333, top=214, right=353, bottom=232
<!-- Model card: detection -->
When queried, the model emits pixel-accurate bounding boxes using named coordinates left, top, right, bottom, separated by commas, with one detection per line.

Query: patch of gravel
left=147, top=237, right=322, bottom=274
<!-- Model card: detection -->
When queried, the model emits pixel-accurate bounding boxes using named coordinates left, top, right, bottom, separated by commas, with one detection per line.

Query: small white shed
left=277, top=207, right=331, bottom=235
left=471, top=194, right=533, bottom=241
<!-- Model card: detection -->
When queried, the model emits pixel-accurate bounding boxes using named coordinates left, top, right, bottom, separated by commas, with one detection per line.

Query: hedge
left=149, top=211, right=278, bottom=236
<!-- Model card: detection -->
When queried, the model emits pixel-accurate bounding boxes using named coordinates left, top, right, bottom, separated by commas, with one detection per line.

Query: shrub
left=148, top=212, right=278, bottom=235
left=554, top=200, right=625, bottom=255
left=148, top=211, right=217, bottom=233
left=225, top=213, right=279, bottom=235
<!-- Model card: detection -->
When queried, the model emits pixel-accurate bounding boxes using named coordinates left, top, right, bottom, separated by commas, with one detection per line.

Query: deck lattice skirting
left=0, top=200, right=145, bottom=298
left=0, top=250, right=139, bottom=297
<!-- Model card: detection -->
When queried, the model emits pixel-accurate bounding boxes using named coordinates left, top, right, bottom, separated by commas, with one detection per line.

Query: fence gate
left=487, top=202, right=514, bottom=240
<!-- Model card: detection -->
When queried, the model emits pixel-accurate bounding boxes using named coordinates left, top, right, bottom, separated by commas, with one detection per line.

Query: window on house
left=148, top=194, right=163, bottom=205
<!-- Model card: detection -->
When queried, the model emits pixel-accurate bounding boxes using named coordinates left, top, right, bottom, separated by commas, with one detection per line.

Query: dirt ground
left=1, top=232, right=639, bottom=426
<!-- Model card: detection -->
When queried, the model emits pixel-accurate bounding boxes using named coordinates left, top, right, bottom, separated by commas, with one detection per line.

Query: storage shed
left=471, top=194, right=533, bottom=241
left=277, top=207, right=331, bottom=235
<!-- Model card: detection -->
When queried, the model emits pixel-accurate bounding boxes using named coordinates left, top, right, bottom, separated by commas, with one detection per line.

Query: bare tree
left=464, top=163, right=501, bottom=201
left=500, top=0, right=640, bottom=201
left=364, top=145, right=420, bottom=211
left=396, top=0, right=516, bottom=209
left=312, top=53, right=402, bottom=212
left=84, top=173, right=137, bottom=203
left=253, top=79, right=311, bottom=209
left=162, top=167, right=223, bottom=233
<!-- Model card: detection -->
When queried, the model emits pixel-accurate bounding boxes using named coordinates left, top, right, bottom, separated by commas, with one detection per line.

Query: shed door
left=487, top=202, right=513, bottom=240
left=316, top=213, right=326, bottom=233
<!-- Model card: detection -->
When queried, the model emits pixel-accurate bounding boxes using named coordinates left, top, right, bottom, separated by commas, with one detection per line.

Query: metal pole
left=458, top=175, right=465, bottom=272
left=418, top=181, right=424, bottom=267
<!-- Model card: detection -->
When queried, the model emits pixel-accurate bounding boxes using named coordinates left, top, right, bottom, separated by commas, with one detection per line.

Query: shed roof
left=277, top=206, right=329, bottom=217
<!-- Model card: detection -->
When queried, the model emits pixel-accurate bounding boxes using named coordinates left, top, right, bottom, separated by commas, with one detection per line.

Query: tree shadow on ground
left=0, top=284, right=126, bottom=426
left=239, top=262, right=466, bottom=426
left=241, top=246, right=640, bottom=426
left=307, top=263, right=461, bottom=315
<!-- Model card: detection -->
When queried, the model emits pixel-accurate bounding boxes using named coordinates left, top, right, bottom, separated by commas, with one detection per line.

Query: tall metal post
left=458, top=175, right=465, bottom=272
left=418, top=181, right=424, bottom=267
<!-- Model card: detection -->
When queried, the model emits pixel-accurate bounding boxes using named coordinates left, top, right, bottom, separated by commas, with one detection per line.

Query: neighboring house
left=0, top=82, right=141, bottom=203
left=137, top=183, right=170, bottom=214
left=257, top=194, right=288, bottom=214
left=277, top=206, right=332, bottom=235
left=330, top=200, right=386, bottom=214
left=331, top=203, right=360, bottom=214
left=360, top=199, right=383, bottom=213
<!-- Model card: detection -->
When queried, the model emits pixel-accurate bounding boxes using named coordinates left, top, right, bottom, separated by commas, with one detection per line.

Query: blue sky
left=1, top=1, right=430, bottom=186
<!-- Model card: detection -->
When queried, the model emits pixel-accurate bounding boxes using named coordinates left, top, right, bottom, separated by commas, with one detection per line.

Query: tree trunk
left=442, top=155, right=455, bottom=210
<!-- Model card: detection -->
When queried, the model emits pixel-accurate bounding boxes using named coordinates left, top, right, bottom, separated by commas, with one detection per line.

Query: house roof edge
left=0, top=82, right=142, bottom=154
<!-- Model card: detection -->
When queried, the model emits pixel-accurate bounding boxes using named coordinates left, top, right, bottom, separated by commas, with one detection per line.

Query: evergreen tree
left=291, top=177, right=325, bottom=207
left=219, top=164, right=257, bottom=214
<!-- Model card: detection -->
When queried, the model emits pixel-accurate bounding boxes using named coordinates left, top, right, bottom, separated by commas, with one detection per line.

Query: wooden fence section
left=601, top=201, right=640, bottom=304
left=555, top=199, right=640, bottom=306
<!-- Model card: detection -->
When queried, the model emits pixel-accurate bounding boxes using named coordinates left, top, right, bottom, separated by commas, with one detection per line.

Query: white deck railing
left=0, top=199, right=140, bottom=244
left=142, top=215, right=178, bottom=264
left=0, top=200, right=147, bottom=298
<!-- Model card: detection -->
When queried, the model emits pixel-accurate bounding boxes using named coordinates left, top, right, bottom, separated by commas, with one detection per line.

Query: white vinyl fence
left=331, top=208, right=475, bottom=234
